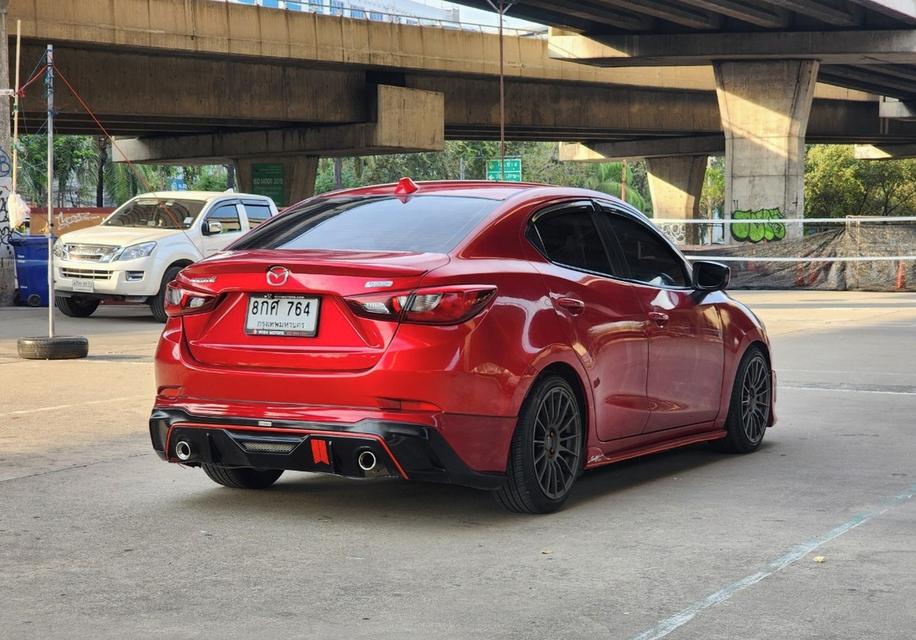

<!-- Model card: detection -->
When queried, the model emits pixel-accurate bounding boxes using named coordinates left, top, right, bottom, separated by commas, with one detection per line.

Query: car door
left=240, top=199, right=275, bottom=230
left=528, top=201, right=651, bottom=441
left=200, top=201, right=246, bottom=257
left=596, top=201, right=724, bottom=433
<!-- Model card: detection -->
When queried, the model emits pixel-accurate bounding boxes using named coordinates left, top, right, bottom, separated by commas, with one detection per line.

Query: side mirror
left=693, top=260, right=730, bottom=292
left=204, top=220, right=222, bottom=236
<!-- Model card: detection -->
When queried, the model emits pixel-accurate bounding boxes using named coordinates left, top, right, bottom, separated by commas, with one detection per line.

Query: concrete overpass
left=10, top=0, right=916, bottom=212
left=456, top=0, right=916, bottom=233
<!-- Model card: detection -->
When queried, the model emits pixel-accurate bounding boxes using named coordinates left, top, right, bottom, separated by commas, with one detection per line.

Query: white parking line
left=782, top=385, right=916, bottom=396
left=0, top=395, right=148, bottom=418
left=628, top=484, right=916, bottom=640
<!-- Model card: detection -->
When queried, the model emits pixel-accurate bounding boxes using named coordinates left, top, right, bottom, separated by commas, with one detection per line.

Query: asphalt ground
left=1, top=291, right=913, bottom=640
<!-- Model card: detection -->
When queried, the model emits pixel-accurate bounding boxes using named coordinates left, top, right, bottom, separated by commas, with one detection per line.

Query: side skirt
left=585, top=430, right=727, bottom=470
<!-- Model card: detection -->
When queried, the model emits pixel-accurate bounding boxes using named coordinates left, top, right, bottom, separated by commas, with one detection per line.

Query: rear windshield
left=232, top=195, right=500, bottom=254
left=103, top=198, right=204, bottom=230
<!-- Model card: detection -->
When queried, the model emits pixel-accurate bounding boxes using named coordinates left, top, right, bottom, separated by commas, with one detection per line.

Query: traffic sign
left=486, top=157, right=522, bottom=182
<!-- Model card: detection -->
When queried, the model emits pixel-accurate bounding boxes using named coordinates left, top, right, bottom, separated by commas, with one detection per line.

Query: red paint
left=153, top=183, right=773, bottom=481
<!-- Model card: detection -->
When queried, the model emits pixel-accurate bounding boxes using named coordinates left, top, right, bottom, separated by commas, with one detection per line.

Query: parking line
left=628, top=483, right=916, bottom=640
left=782, top=384, right=916, bottom=396
left=0, top=395, right=148, bottom=418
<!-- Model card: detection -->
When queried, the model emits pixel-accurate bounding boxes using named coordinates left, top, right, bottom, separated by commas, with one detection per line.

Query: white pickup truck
left=53, top=191, right=278, bottom=321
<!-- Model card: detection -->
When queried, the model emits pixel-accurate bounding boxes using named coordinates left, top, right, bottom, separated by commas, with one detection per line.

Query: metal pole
left=46, top=45, right=54, bottom=338
left=10, top=19, right=20, bottom=194
left=498, top=0, right=505, bottom=181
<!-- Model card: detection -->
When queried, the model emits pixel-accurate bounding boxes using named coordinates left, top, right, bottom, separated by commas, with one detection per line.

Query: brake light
left=164, top=281, right=219, bottom=317
left=345, top=286, right=496, bottom=325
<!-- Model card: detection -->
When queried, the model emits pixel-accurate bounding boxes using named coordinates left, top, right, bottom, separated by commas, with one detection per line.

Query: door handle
left=556, top=297, right=586, bottom=316
left=648, top=311, right=669, bottom=326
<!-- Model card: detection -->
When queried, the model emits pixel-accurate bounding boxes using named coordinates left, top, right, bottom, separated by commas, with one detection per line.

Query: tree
left=700, top=156, right=725, bottom=219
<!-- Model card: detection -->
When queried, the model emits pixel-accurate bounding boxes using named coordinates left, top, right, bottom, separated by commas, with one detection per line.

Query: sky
left=418, top=1, right=542, bottom=29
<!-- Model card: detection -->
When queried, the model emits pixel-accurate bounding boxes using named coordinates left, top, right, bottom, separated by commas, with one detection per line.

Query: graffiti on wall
left=731, top=208, right=787, bottom=243
left=0, top=148, right=12, bottom=257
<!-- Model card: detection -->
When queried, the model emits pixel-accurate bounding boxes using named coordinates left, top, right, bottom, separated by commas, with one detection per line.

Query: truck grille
left=64, top=244, right=119, bottom=262
left=61, top=268, right=112, bottom=280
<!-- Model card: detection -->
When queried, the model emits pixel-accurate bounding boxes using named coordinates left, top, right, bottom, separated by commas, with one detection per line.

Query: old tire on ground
left=202, top=464, right=284, bottom=490
left=56, top=296, right=100, bottom=318
left=714, top=346, right=772, bottom=454
left=494, top=375, right=583, bottom=514
left=17, top=336, right=89, bottom=360
left=149, top=265, right=185, bottom=322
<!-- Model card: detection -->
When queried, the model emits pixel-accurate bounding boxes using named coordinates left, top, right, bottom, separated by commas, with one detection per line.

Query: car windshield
left=232, top=195, right=501, bottom=254
left=103, top=198, right=205, bottom=230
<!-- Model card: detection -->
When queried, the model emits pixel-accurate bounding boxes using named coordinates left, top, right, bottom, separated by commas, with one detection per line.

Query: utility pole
left=486, top=0, right=516, bottom=181
left=0, top=0, right=16, bottom=305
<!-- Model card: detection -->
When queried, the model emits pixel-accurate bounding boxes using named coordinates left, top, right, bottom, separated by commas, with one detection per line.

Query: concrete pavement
left=0, top=292, right=913, bottom=639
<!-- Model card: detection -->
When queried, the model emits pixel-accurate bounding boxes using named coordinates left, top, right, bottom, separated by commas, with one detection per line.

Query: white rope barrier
left=652, top=216, right=916, bottom=225
left=685, top=255, right=916, bottom=263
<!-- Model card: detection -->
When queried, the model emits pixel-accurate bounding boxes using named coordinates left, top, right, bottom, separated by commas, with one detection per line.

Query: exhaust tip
left=175, top=440, right=193, bottom=461
left=357, top=449, right=377, bottom=472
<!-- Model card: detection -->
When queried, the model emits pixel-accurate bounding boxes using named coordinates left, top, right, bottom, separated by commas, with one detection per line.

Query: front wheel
left=201, top=464, right=283, bottom=490
left=716, top=346, right=772, bottom=453
left=494, top=375, right=583, bottom=514
left=56, top=296, right=100, bottom=318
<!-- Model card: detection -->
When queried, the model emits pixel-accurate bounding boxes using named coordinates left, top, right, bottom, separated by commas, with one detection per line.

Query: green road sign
left=486, top=157, right=522, bottom=182
left=251, top=163, right=285, bottom=205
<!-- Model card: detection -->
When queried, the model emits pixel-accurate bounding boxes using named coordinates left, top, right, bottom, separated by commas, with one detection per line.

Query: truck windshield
left=103, top=198, right=205, bottom=230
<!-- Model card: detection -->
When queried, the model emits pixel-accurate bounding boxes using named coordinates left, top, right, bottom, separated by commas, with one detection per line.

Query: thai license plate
left=245, top=294, right=320, bottom=337
left=71, top=279, right=95, bottom=293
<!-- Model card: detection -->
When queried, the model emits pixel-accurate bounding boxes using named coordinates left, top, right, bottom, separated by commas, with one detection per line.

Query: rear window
left=243, top=202, right=273, bottom=227
left=232, top=195, right=500, bottom=254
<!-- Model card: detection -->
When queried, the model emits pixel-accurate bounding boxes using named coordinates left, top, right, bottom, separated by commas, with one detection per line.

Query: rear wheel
left=716, top=346, right=772, bottom=453
left=494, top=375, right=583, bottom=514
left=150, top=265, right=185, bottom=322
left=201, top=464, right=284, bottom=490
left=56, top=296, right=100, bottom=318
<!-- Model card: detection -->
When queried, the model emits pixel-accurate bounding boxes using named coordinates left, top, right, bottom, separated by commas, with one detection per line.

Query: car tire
left=494, top=375, right=584, bottom=514
left=149, top=265, right=185, bottom=322
left=715, top=346, right=772, bottom=454
left=201, top=464, right=284, bottom=490
left=17, top=336, right=89, bottom=360
left=56, top=296, right=100, bottom=318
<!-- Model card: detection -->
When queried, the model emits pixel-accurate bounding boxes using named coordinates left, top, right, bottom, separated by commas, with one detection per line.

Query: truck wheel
left=56, top=296, right=100, bottom=318
left=149, top=265, right=185, bottom=322
left=17, top=336, right=89, bottom=360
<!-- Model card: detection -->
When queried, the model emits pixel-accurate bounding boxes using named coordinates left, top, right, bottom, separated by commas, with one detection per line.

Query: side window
left=206, top=203, right=242, bottom=234
left=604, top=213, right=689, bottom=287
left=243, top=202, right=273, bottom=228
left=531, top=207, right=613, bottom=276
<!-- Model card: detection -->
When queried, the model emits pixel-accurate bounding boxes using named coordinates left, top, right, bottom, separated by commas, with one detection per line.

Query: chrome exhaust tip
left=356, top=449, right=377, bottom=472
left=175, top=440, right=193, bottom=461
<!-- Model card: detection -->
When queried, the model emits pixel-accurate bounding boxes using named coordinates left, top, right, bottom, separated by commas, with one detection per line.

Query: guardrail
left=209, top=0, right=547, bottom=37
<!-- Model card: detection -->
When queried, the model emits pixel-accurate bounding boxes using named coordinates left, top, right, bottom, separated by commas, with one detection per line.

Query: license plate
left=71, top=279, right=95, bottom=293
left=245, top=294, right=320, bottom=337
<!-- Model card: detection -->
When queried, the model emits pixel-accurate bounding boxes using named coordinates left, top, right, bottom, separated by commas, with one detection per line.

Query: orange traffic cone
left=896, top=261, right=906, bottom=291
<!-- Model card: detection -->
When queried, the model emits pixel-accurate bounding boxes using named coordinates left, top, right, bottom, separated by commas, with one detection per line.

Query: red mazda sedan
left=150, top=179, right=774, bottom=513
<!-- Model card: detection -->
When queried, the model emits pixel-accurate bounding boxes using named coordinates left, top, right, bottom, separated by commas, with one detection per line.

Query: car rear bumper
left=149, top=408, right=506, bottom=490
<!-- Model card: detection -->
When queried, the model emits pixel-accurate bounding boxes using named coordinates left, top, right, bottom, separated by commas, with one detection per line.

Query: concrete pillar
left=646, top=155, right=707, bottom=245
left=234, top=156, right=319, bottom=208
left=714, top=60, right=819, bottom=241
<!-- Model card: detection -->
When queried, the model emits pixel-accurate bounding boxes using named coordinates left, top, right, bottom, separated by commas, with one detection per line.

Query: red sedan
left=150, top=179, right=774, bottom=513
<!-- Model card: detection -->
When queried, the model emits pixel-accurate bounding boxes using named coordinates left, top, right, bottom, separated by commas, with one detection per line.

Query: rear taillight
left=164, top=281, right=219, bottom=317
left=345, top=286, right=496, bottom=325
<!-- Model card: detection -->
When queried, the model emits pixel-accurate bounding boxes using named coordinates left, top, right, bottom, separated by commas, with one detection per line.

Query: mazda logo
left=266, top=266, right=290, bottom=287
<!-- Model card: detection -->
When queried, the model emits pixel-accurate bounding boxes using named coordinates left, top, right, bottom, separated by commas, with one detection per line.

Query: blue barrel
left=10, top=235, right=51, bottom=307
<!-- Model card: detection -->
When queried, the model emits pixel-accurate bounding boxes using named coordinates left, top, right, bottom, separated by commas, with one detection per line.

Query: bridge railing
left=210, top=0, right=547, bottom=37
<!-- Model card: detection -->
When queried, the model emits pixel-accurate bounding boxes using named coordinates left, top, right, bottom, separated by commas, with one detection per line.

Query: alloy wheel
left=740, top=355, right=771, bottom=444
left=532, top=386, right=581, bottom=499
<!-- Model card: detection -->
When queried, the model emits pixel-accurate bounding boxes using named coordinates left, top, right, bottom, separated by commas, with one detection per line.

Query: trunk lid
left=179, top=249, right=448, bottom=372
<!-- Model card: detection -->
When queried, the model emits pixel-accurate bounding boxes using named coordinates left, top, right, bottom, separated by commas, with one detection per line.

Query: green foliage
left=700, top=156, right=725, bottom=219
left=806, top=144, right=916, bottom=217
